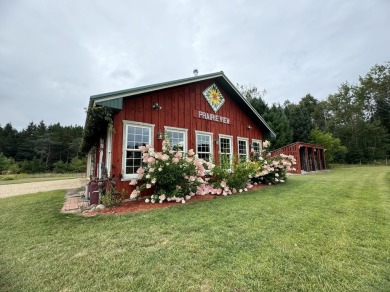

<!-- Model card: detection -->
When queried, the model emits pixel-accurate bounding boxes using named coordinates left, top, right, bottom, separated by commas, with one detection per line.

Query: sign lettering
left=197, top=110, right=230, bottom=124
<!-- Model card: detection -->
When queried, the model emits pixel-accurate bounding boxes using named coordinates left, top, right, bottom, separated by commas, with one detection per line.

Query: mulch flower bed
left=83, top=184, right=268, bottom=216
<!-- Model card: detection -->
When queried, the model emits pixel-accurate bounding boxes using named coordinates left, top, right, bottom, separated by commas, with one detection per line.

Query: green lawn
left=0, top=173, right=83, bottom=185
left=1, top=166, right=389, bottom=291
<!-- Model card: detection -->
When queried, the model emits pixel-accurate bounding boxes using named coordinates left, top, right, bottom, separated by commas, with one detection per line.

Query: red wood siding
left=271, top=142, right=327, bottom=174
left=109, top=80, right=264, bottom=193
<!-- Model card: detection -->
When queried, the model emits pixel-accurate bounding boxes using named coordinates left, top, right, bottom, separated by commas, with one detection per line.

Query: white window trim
left=105, top=128, right=113, bottom=177
left=122, top=120, right=155, bottom=180
left=218, top=134, right=233, bottom=165
left=252, top=139, right=262, bottom=153
left=237, top=137, right=249, bottom=162
left=98, top=138, right=104, bottom=179
left=195, top=130, right=214, bottom=162
left=86, top=152, right=93, bottom=178
left=164, top=126, right=188, bottom=153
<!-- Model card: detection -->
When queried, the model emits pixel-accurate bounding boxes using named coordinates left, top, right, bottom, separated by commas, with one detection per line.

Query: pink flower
left=220, top=181, right=226, bottom=188
left=172, top=157, right=179, bottom=164
left=161, top=154, right=169, bottom=161
left=175, top=152, right=182, bottom=158
left=216, top=188, right=222, bottom=195
left=129, top=179, right=138, bottom=186
left=194, top=159, right=203, bottom=167
left=198, top=171, right=205, bottom=177
left=139, top=145, right=146, bottom=152
left=146, top=184, right=152, bottom=189
left=206, top=162, right=215, bottom=170
left=130, top=190, right=138, bottom=199
left=185, top=157, right=192, bottom=163
left=147, top=157, right=156, bottom=164
left=151, top=178, right=157, bottom=184
left=188, top=149, right=195, bottom=157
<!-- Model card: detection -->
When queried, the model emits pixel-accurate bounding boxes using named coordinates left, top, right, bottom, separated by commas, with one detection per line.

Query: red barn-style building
left=271, top=142, right=327, bottom=174
left=82, top=72, right=275, bottom=194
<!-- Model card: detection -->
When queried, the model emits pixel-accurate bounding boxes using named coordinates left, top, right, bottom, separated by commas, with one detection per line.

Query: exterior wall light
left=157, top=131, right=163, bottom=140
left=152, top=102, right=161, bottom=110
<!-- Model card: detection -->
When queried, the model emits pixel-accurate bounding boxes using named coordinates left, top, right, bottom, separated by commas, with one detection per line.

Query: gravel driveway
left=0, top=178, right=87, bottom=199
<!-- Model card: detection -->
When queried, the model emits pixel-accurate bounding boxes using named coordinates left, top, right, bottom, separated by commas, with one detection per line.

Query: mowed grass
left=0, top=166, right=389, bottom=291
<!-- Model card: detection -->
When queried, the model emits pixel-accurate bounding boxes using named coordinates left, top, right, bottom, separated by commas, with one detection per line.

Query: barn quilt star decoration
left=202, top=83, right=225, bottom=113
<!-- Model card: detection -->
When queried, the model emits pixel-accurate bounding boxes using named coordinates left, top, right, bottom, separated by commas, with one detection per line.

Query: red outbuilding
left=82, top=72, right=275, bottom=194
left=271, top=142, right=327, bottom=174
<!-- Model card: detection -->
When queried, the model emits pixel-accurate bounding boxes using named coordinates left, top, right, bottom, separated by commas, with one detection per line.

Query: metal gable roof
left=90, top=72, right=276, bottom=138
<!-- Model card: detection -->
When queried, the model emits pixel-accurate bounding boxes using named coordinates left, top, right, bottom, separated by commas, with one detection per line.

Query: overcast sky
left=1, top=0, right=389, bottom=130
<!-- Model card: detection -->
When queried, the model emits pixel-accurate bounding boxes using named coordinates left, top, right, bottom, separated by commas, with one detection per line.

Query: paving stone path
left=0, top=178, right=86, bottom=199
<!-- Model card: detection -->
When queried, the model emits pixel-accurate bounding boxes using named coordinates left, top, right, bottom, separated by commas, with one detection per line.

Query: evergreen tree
left=0, top=123, right=18, bottom=158
left=263, top=104, right=293, bottom=150
left=284, top=101, right=314, bottom=142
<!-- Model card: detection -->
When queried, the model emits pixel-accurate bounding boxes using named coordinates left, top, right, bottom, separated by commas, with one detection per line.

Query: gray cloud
left=1, top=0, right=389, bottom=129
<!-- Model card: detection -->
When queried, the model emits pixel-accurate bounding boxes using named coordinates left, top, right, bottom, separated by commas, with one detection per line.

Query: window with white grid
left=122, top=121, right=153, bottom=179
left=196, top=131, right=213, bottom=161
left=252, top=139, right=262, bottom=153
left=238, top=138, right=249, bottom=162
left=165, top=127, right=187, bottom=153
left=219, top=135, right=233, bottom=165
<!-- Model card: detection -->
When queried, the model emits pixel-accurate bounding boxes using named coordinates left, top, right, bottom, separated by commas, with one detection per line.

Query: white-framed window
left=105, top=128, right=113, bottom=177
left=238, top=137, right=249, bottom=162
left=195, top=131, right=213, bottom=162
left=219, top=134, right=233, bottom=165
left=122, top=121, right=154, bottom=179
left=252, top=139, right=262, bottom=153
left=86, top=148, right=96, bottom=178
left=164, top=126, right=188, bottom=153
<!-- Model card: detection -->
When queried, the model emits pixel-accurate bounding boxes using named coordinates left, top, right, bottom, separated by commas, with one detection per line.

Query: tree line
left=241, top=61, right=390, bottom=164
left=0, top=122, right=85, bottom=173
left=1, top=61, right=389, bottom=174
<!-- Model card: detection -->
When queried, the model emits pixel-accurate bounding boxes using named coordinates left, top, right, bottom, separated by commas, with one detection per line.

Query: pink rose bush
left=249, top=141, right=296, bottom=185
left=131, top=135, right=212, bottom=204
left=131, top=138, right=296, bottom=203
